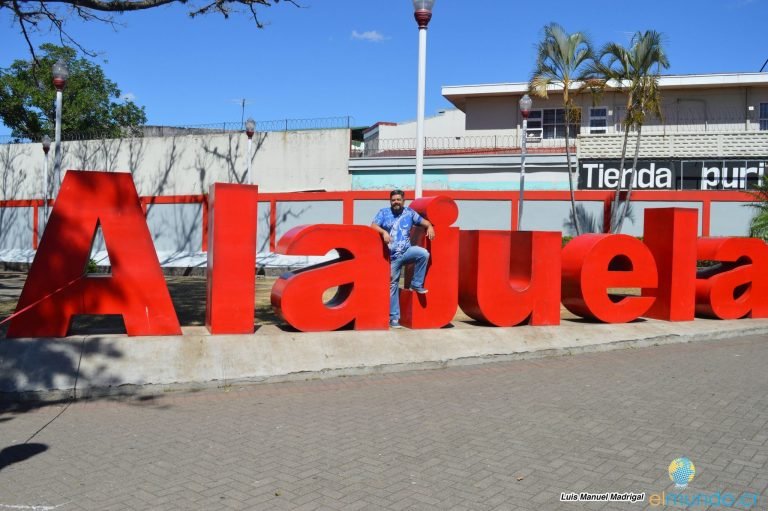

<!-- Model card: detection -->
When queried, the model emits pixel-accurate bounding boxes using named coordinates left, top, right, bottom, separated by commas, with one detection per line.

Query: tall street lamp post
left=518, top=94, right=532, bottom=229
left=41, top=135, right=51, bottom=238
left=245, top=118, right=256, bottom=185
left=413, top=0, right=434, bottom=198
left=52, top=58, right=69, bottom=199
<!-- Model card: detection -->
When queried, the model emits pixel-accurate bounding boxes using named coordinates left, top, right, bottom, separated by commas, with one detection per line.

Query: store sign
left=6, top=171, right=768, bottom=338
left=579, top=159, right=768, bottom=190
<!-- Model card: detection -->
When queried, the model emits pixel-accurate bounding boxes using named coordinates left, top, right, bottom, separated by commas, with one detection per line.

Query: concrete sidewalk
left=5, top=318, right=768, bottom=398
left=2, top=272, right=767, bottom=399
left=1, top=334, right=767, bottom=510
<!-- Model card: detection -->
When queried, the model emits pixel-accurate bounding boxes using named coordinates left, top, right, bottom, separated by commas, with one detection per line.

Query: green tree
left=0, top=44, right=147, bottom=140
left=748, top=175, right=768, bottom=240
left=529, top=23, right=595, bottom=236
left=598, top=31, right=669, bottom=233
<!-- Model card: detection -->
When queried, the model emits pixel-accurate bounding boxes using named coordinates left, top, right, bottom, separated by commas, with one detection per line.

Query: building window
left=526, top=110, right=542, bottom=139
left=589, top=107, right=608, bottom=134
left=537, top=108, right=580, bottom=139
left=525, top=108, right=580, bottom=139
left=760, top=103, right=768, bottom=131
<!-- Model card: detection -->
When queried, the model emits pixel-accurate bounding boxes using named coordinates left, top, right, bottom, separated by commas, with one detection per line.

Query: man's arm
left=370, top=222, right=392, bottom=244
left=418, top=218, right=436, bottom=241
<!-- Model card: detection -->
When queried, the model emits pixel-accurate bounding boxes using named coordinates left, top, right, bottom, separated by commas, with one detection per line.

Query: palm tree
left=530, top=23, right=595, bottom=236
left=748, top=175, right=768, bottom=240
left=598, top=31, right=669, bottom=233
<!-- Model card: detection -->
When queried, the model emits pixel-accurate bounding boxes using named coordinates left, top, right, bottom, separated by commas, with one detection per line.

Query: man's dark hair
left=390, top=189, right=405, bottom=199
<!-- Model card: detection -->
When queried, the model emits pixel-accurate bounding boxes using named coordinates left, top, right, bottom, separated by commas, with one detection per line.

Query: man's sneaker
left=389, top=320, right=403, bottom=329
left=409, top=286, right=429, bottom=294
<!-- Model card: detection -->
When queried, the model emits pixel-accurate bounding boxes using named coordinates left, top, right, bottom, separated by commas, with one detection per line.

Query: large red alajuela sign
left=6, top=171, right=768, bottom=338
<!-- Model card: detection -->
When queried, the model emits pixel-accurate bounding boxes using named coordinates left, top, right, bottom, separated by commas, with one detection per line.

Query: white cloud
left=121, top=92, right=136, bottom=102
left=351, top=30, right=388, bottom=43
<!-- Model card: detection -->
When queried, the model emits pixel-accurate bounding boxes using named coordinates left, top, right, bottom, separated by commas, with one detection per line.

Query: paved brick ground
left=1, top=334, right=767, bottom=511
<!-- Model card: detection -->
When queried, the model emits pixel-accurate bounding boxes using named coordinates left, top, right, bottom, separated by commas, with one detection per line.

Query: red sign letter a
left=7, top=171, right=181, bottom=338
left=271, top=224, right=390, bottom=331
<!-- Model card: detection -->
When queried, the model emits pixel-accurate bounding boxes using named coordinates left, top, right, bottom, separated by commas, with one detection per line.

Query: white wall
left=460, top=87, right=768, bottom=134
left=465, top=96, right=520, bottom=132
left=578, top=132, right=768, bottom=159
left=367, top=109, right=468, bottom=140
left=0, top=129, right=352, bottom=200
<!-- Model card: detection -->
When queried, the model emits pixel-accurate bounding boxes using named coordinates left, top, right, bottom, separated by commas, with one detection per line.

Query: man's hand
left=426, top=225, right=436, bottom=240
left=371, top=223, right=391, bottom=244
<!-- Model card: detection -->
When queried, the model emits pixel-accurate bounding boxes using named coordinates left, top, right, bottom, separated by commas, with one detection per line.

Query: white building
left=353, top=72, right=768, bottom=192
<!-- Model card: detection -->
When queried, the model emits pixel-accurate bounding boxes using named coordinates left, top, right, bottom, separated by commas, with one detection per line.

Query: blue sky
left=1, top=0, right=767, bottom=132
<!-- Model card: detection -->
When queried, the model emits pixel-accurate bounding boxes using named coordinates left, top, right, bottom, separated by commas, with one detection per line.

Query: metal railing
left=613, top=107, right=763, bottom=134
left=159, top=116, right=354, bottom=134
left=0, top=116, right=354, bottom=145
left=354, top=107, right=768, bottom=158
left=353, top=135, right=573, bottom=158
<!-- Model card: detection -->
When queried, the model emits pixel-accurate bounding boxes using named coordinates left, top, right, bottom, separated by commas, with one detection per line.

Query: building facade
left=1, top=74, right=766, bottom=266
left=351, top=73, right=768, bottom=236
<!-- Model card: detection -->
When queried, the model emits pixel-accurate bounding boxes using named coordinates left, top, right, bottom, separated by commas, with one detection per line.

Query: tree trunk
left=564, top=107, right=580, bottom=236
left=616, top=123, right=643, bottom=233
left=609, top=127, right=631, bottom=233
left=609, top=93, right=634, bottom=233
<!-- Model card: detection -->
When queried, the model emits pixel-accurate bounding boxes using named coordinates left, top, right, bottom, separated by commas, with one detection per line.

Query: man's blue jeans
left=390, top=246, right=430, bottom=322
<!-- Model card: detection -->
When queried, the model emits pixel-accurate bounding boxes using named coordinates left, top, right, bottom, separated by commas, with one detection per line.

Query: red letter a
left=695, top=237, right=768, bottom=319
left=459, top=231, right=561, bottom=326
left=7, top=171, right=181, bottom=338
left=271, top=224, right=389, bottom=331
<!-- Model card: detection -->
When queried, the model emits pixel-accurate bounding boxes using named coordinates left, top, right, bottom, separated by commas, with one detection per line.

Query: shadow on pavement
left=0, top=443, right=48, bottom=471
left=0, top=337, right=123, bottom=397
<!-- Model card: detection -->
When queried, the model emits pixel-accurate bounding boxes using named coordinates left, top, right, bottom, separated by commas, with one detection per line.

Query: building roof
left=363, top=122, right=397, bottom=136
left=441, top=72, right=768, bottom=111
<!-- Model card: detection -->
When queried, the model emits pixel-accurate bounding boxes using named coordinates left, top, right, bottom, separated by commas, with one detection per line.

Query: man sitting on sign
left=370, top=189, right=435, bottom=329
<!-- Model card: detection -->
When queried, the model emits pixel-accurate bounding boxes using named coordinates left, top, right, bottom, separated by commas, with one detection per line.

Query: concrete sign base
left=2, top=317, right=767, bottom=401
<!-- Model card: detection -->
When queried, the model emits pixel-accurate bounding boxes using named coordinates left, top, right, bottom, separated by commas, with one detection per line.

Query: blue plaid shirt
left=373, top=207, right=424, bottom=261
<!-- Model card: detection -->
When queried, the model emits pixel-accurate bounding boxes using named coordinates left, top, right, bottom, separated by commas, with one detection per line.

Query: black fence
left=0, top=116, right=354, bottom=145
left=353, top=135, right=573, bottom=158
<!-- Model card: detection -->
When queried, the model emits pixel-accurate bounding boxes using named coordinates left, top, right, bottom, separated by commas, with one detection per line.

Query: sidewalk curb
left=2, top=320, right=767, bottom=403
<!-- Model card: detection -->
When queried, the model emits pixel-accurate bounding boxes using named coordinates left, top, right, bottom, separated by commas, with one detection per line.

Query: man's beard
left=391, top=205, right=403, bottom=213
